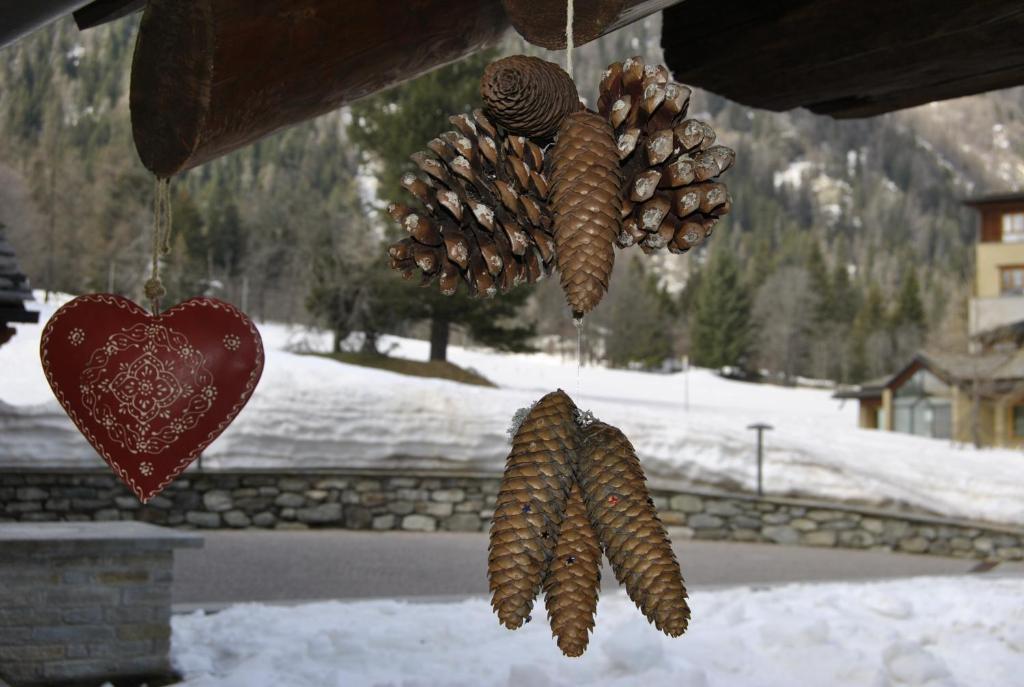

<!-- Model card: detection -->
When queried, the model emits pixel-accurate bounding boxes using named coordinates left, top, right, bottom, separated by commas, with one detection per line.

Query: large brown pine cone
left=488, top=390, right=578, bottom=629
left=542, top=483, right=601, bottom=657
left=577, top=421, right=690, bottom=637
left=387, top=108, right=554, bottom=297
left=597, top=56, right=734, bottom=255
left=549, top=111, right=624, bottom=317
left=481, top=55, right=582, bottom=141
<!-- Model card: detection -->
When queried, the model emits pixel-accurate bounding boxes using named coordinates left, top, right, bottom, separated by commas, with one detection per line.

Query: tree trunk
left=430, top=318, right=450, bottom=362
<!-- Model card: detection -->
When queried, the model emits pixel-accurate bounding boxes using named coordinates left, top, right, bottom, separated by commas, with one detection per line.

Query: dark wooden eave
left=0, top=0, right=143, bottom=49
left=963, top=192, right=1024, bottom=209
left=662, top=0, right=1024, bottom=118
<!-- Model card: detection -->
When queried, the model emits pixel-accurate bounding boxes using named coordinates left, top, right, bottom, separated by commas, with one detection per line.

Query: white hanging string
left=565, top=0, right=583, bottom=401
left=565, top=0, right=574, bottom=80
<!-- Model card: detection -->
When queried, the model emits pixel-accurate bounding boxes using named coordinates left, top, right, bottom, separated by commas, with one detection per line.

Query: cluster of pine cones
left=488, top=390, right=689, bottom=657
left=387, top=55, right=735, bottom=318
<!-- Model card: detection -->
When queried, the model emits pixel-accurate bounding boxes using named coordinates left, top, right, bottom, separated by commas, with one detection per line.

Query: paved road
left=171, top=529, right=1024, bottom=608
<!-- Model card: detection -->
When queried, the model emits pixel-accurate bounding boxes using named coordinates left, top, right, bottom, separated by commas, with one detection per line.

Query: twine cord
left=144, top=177, right=173, bottom=314
left=565, top=0, right=574, bottom=79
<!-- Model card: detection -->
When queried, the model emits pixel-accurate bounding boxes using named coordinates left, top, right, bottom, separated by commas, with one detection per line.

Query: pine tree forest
left=2, top=14, right=1024, bottom=381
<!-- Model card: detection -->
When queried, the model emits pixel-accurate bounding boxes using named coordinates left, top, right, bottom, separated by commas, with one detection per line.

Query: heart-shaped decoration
left=40, top=294, right=263, bottom=502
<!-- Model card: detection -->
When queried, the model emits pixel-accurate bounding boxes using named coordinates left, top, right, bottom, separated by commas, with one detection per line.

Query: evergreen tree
left=605, top=259, right=676, bottom=368
left=806, top=243, right=833, bottom=323
left=348, top=51, right=536, bottom=361
left=895, top=270, right=927, bottom=331
left=690, top=249, right=754, bottom=370
left=848, top=284, right=887, bottom=382
left=831, top=263, right=859, bottom=324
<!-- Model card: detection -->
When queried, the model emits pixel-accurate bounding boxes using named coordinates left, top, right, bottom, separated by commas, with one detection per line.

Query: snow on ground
left=3, top=293, right=1024, bottom=524
left=169, top=576, right=1024, bottom=687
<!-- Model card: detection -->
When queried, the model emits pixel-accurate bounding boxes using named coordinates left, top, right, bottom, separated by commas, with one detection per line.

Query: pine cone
left=597, top=56, right=734, bottom=255
left=481, top=55, right=581, bottom=141
left=577, top=421, right=690, bottom=637
left=387, top=108, right=554, bottom=297
left=489, top=390, right=578, bottom=629
left=543, top=483, right=601, bottom=657
left=549, top=111, right=624, bottom=317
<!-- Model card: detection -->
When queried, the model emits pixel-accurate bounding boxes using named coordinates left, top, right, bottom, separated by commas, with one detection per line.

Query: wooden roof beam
left=661, top=0, right=1024, bottom=118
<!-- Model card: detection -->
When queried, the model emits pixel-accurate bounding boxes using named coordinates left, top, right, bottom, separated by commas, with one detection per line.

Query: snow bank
left=4, top=293, right=1024, bottom=524
left=169, top=576, right=1024, bottom=687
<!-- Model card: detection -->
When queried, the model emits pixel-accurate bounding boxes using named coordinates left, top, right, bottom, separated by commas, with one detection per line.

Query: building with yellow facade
left=836, top=194, right=1024, bottom=447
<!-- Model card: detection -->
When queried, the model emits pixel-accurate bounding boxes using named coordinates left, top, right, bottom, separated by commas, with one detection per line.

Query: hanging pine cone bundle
left=490, top=391, right=693, bottom=655
left=549, top=111, right=624, bottom=318
left=386, top=107, right=555, bottom=298
left=542, top=483, right=601, bottom=657
left=577, top=421, right=690, bottom=637
left=488, top=390, right=578, bottom=629
left=596, top=56, right=735, bottom=255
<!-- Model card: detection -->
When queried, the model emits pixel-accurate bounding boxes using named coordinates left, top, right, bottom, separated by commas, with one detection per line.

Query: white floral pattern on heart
left=79, top=322, right=216, bottom=455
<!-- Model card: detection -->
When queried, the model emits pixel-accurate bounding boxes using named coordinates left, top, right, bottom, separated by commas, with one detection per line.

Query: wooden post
left=746, top=423, right=773, bottom=497
left=130, top=0, right=509, bottom=177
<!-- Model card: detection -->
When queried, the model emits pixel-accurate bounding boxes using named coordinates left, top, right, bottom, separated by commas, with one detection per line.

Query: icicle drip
left=574, top=316, right=583, bottom=399
left=565, top=0, right=574, bottom=80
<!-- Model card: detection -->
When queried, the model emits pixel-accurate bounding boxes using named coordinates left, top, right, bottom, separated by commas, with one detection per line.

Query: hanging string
left=565, top=0, right=575, bottom=80
left=144, top=177, right=173, bottom=314
left=566, top=0, right=583, bottom=400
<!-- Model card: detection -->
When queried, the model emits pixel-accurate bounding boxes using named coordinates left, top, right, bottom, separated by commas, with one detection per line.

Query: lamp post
left=746, top=423, right=773, bottom=496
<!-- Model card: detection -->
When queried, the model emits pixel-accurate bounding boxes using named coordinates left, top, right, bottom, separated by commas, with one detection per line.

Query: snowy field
left=168, top=576, right=1024, bottom=687
left=3, top=293, right=1024, bottom=524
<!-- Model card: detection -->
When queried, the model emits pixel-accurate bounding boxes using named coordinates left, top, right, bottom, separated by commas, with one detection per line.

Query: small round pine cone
left=481, top=55, right=582, bottom=141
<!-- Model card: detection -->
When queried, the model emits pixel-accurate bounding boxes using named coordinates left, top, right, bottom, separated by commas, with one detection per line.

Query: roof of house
left=973, top=319, right=1024, bottom=348
left=916, top=351, right=1024, bottom=383
left=833, top=350, right=1024, bottom=401
left=833, top=375, right=889, bottom=400
left=962, top=192, right=1024, bottom=208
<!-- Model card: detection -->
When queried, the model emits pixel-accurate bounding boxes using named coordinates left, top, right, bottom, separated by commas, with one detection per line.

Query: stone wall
left=1, top=469, right=1022, bottom=561
left=0, top=522, right=200, bottom=687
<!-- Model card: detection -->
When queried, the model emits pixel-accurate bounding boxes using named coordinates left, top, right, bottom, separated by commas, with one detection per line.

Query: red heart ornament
left=40, top=294, right=263, bottom=502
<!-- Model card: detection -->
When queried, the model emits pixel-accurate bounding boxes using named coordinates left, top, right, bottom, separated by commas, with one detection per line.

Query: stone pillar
left=0, top=522, right=202, bottom=686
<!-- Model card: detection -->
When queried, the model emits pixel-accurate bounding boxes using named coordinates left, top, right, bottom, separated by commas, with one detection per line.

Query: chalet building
left=966, top=193, right=1024, bottom=341
left=836, top=194, right=1024, bottom=448
left=0, top=224, right=38, bottom=348
left=835, top=351, right=1024, bottom=448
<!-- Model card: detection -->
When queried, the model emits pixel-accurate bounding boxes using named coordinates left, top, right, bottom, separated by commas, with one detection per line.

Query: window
left=1003, top=212, right=1024, bottom=243
left=1000, top=266, right=1024, bottom=295
left=892, top=369, right=952, bottom=439
left=1013, top=405, right=1024, bottom=437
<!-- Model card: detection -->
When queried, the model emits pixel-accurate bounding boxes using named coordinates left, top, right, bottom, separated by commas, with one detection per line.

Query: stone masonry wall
left=0, top=522, right=200, bottom=687
left=1, top=469, right=1022, bottom=561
